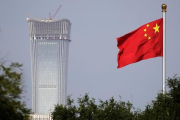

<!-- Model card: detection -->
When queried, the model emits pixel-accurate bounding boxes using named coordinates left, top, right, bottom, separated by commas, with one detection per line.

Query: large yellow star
left=153, top=23, right=160, bottom=33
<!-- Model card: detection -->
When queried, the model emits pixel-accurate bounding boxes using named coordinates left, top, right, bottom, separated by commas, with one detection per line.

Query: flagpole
left=162, top=4, right=167, bottom=94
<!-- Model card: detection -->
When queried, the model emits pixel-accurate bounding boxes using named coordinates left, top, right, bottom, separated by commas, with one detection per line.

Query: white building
left=27, top=18, right=71, bottom=114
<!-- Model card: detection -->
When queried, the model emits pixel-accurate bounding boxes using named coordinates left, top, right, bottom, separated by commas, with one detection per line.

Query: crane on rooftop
left=49, top=5, right=62, bottom=20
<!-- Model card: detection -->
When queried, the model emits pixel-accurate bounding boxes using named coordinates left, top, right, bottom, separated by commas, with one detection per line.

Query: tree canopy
left=52, top=94, right=134, bottom=120
left=135, top=75, right=180, bottom=120
left=0, top=62, right=30, bottom=120
left=52, top=76, right=180, bottom=120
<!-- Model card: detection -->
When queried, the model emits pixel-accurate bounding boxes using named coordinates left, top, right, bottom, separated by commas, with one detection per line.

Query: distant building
left=27, top=18, right=71, bottom=114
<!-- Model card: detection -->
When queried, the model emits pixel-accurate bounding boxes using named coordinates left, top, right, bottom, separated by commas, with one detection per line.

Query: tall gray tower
left=27, top=18, right=71, bottom=114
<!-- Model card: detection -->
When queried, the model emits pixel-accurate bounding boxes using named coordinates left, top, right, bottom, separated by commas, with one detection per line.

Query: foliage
left=135, top=75, right=180, bottom=120
left=52, top=94, right=134, bottom=120
left=52, top=96, right=77, bottom=120
left=0, top=63, right=30, bottom=120
left=52, top=76, right=180, bottom=120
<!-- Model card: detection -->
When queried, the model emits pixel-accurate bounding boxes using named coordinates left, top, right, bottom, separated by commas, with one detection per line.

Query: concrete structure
left=27, top=18, right=71, bottom=114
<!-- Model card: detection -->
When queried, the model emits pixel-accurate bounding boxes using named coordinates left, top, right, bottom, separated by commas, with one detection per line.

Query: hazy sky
left=0, top=0, right=180, bottom=110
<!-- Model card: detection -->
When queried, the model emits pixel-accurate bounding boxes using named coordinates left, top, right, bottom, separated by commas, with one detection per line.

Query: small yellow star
left=147, top=24, right=149, bottom=27
left=144, top=34, right=147, bottom=37
left=153, top=23, right=160, bottom=33
left=148, top=37, right=151, bottom=40
left=144, top=29, right=147, bottom=32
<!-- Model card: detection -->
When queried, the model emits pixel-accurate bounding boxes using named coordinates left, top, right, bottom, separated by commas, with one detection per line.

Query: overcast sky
left=0, top=0, right=179, bottom=110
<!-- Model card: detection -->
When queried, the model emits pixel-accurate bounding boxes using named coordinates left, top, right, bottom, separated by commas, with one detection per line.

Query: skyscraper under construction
left=26, top=18, right=71, bottom=114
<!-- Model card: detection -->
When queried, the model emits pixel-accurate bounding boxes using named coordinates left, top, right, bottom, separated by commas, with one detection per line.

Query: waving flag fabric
left=117, top=18, right=163, bottom=68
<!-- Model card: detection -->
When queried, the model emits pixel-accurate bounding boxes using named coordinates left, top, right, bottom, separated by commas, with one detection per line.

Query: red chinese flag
left=117, top=18, right=163, bottom=68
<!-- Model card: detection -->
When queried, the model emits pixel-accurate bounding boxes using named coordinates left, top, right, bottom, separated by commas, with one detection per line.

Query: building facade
left=30, top=114, right=52, bottom=120
left=27, top=18, right=71, bottom=114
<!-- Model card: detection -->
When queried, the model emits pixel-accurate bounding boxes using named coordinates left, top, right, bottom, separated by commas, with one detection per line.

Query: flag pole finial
left=162, top=4, right=167, bottom=12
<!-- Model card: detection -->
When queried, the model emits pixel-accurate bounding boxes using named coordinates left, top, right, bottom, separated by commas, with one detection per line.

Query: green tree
left=0, top=62, right=30, bottom=120
left=52, top=94, right=134, bottom=120
left=52, top=96, right=77, bottom=120
left=52, top=76, right=180, bottom=120
left=135, top=75, right=180, bottom=120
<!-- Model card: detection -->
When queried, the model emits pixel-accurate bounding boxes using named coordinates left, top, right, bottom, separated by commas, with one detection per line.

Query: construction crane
left=49, top=5, right=62, bottom=20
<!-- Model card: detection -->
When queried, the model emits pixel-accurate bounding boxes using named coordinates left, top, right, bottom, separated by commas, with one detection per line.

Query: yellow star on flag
left=153, top=23, right=160, bottom=33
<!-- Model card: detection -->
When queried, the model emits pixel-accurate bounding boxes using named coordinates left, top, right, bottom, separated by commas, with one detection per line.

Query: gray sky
left=0, top=0, right=179, bottom=110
